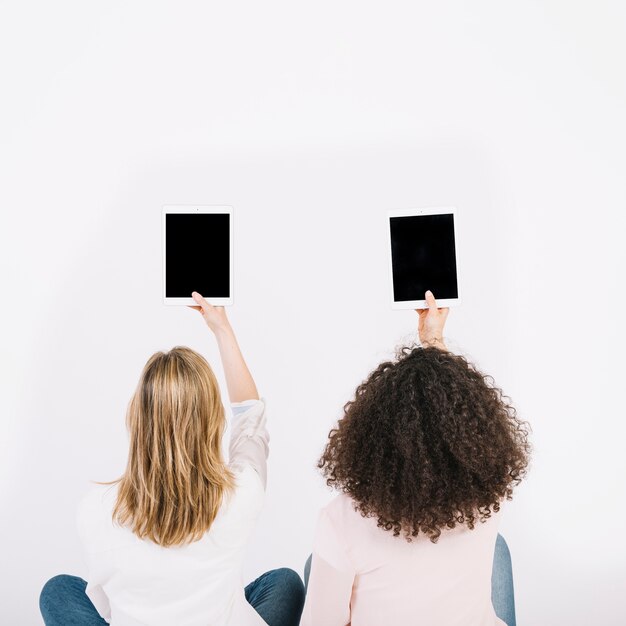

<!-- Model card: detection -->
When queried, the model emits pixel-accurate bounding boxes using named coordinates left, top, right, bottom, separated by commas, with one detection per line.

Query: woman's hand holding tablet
left=417, top=290, right=449, bottom=350
left=187, top=290, right=259, bottom=403
left=188, top=291, right=230, bottom=334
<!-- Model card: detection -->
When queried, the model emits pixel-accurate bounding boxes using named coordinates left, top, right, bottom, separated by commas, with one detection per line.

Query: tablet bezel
left=386, top=207, right=461, bottom=310
left=162, top=205, right=234, bottom=306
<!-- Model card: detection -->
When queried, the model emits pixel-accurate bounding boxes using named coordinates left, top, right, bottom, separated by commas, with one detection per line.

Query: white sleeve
left=228, top=398, right=269, bottom=489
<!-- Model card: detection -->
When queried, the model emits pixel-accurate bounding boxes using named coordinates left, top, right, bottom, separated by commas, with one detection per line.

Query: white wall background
left=1, top=1, right=625, bottom=623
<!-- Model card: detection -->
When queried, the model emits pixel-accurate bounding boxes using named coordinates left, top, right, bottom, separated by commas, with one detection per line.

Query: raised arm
left=416, top=290, right=449, bottom=350
left=189, top=291, right=267, bottom=486
left=189, top=291, right=259, bottom=402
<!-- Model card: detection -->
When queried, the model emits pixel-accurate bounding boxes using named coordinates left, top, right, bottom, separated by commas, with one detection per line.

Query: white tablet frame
left=162, top=205, right=234, bottom=306
left=386, top=207, right=461, bottom=310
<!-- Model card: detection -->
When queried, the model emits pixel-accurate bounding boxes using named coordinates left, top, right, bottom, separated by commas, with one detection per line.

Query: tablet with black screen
left=162, top=206, right=233, bottom=306
left=387, top=208, right=460, bottom=309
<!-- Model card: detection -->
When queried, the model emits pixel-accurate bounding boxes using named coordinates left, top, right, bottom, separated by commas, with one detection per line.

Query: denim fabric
left=40, top=575, right=108, bottom=626
left=245, top=568, right=305, bottom=626
left=491, top=534, right=516, bottom=626
left=40, top=568, right=305, bottom=626
left=303, top=533, right=516, bottom=626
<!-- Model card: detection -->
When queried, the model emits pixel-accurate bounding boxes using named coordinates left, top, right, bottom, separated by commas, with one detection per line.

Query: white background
left=1, top=1, right=625, bottom=624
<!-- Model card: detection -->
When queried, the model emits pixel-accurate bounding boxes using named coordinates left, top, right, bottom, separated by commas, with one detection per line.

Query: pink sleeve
left=300, top=508, right=355, bottom=626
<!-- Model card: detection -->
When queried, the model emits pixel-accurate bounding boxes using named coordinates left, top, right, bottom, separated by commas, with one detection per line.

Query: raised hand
left=188, top=291, right=258, bottom=401
left=416, top=290, right=449, bottom=349
left=188, top=291, right=231, bottom=335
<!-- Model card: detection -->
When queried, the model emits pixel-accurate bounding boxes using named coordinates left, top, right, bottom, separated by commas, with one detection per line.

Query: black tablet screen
left=390, top=213, right=458, bottom=302
left=165, top=213, right=230, bottom=298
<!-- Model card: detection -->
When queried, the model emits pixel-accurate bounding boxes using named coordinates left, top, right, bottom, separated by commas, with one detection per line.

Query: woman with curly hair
left=301, top=291, right=530, bottom=626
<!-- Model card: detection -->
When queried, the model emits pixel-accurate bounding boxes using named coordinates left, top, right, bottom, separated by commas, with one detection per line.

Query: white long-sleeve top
left=76, top=399, right=269, bottom=626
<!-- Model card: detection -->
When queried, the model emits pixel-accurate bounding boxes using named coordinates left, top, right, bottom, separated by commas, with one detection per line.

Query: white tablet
left=386, top=207, right=460, bottom=310
left=162, top=205, right=233, bottom=306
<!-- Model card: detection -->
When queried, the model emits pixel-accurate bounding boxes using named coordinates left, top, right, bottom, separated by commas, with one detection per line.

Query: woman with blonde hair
left=40, top=292, right=305, bottom=626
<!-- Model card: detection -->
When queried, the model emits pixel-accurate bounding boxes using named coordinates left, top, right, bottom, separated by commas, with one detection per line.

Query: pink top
left=301, top=494, right=505, bottom=626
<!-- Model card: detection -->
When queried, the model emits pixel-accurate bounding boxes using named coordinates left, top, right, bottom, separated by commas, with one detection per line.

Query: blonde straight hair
left=111, top=346, right=235, bottom=547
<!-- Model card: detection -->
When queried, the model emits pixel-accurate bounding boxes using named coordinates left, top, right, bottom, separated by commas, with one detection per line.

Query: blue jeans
left=303, top=533, right=516, bottom=626
left=40, top=568, right=305, bottom=626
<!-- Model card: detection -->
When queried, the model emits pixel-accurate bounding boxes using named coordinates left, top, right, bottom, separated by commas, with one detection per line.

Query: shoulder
left=77, top=483, right=117, bottom=516
left=76, top=483, right=119, bottom=543
left=316, top=494, right=390, bottom=553
left=315, top=494, right=364, bottom=543
left=321, top=494, right=361, bottom=527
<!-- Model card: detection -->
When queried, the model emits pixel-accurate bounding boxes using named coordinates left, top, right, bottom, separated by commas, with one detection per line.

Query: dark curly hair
left=318, top=345, right=531, bottom=542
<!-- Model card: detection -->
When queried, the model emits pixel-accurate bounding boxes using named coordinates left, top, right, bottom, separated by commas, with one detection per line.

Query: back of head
left=319, top=346, right=531, bottom=542
left=114, top=346, right=234, bottom=547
